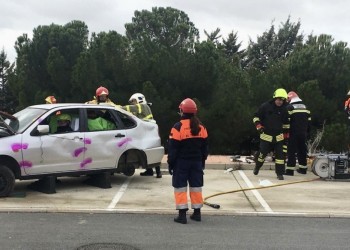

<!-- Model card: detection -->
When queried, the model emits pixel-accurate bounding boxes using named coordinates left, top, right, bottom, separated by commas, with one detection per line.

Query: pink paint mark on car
left=19, top=160, right=32, bottom=168
left=73, top=147, right=87, bottom=157
left=117, top=138, right=132, bottom=147
left=11, top=143, right=29, bottom=152
left=11, top=143, right=22, bottom=152
left=80, top=157, right=92, bottom=168
left=83, top=138, right=92, bottom=144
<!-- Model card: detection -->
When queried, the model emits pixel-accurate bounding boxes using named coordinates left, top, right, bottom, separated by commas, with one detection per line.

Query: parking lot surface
left=1, top=155, right=350, bottom=218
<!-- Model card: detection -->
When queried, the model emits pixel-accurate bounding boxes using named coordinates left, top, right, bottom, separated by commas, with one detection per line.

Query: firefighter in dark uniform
left=123, top=93, right=161, bottom=178
left=285, top=91, right=311, bottom=175
left=168, top=98, right=208, bottom=224
left=253, top=88, right=290, bottom=180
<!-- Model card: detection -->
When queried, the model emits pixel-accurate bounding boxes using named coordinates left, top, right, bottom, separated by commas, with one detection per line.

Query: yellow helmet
left=273, top=88, right=288, bottom=99
left=57, top=114, right=71, bottom=122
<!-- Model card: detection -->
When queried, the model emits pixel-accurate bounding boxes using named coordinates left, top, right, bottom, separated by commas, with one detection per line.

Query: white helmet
left=129, top=93, right=147, bottom=104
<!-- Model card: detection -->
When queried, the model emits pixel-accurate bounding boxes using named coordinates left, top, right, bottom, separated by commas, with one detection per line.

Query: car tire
left=0, top=165, right=15, bottom=197
left=123, top=164, right=135, bottom=177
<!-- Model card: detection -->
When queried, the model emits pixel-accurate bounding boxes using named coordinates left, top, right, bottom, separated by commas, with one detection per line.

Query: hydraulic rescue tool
left=311, top=154, right=350, bottom=180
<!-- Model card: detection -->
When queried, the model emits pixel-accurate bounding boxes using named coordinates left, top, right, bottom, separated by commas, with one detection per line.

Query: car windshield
left=5, top=107, right=47, bottom=133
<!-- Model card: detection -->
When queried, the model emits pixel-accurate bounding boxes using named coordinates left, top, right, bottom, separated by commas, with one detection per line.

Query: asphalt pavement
left=1, top=155, right=350, bottom=218
left=1, top=213, right=349, bottom=250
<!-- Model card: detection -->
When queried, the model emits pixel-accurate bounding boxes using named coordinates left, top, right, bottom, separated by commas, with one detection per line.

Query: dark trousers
left=287, top=133, right=307, bottom=167
left=172, top=158, right=203, bottom=188
left=256, top=139, right=285, bottom=175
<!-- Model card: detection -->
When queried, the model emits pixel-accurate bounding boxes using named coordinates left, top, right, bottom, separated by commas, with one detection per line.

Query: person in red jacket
left=167, top=98, right=208, bottom=224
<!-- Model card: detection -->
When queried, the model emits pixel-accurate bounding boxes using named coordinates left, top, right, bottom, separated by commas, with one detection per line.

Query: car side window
left=45, top=109, right=80, bottom=134
left=116, top=111, right=136, bottom=129
left=87, top=109, right=117, bottom=132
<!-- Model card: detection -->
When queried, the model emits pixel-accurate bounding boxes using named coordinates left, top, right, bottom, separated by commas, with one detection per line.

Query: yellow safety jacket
left=85, top=98, right=120, bottom=108
left=122, top=104, right=154, bottom=121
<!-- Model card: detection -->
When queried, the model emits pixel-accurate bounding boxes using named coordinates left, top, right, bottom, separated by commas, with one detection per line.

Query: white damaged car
left=0, top=104, right=164, bottom=197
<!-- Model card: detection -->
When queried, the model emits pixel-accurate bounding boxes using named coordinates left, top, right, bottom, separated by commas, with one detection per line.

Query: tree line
left=1, top=7, right=349, bottom=154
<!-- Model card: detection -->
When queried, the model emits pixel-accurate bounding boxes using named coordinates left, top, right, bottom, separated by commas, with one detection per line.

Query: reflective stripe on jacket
left=85, top=98, right=120, bottom=108
left=168, top=118, right=208, bottom=166
left=287, top=101, right=311, bottom=135
left=253, top=99, right=289, bottom=140
left=122, top=103, right=154, bottom=121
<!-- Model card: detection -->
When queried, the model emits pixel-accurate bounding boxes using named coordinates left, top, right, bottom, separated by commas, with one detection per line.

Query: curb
left=160, top=162, right=277, bottom=171
left=1, top=208, right=349, bottom=218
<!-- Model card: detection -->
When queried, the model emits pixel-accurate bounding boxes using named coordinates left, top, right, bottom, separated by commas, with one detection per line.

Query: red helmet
left=287, top=91, right=299, bottom=102
left=96, top=86, right=109, bottom=97
left=179, top=98, right=197, bottom=114
left=45, top=96, right=57, bottom=104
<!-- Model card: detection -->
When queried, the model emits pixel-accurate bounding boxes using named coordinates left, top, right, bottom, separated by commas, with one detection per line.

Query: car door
left=22, top=108, right=85, bottom=175
left=81, top=107, right=132, bottom=170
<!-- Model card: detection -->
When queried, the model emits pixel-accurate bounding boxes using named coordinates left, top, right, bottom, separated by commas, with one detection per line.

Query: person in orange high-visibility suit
left=167, top=98, right=208, bottom=224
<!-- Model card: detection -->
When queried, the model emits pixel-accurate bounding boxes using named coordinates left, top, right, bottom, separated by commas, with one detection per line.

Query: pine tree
left=0, top=49, right=15, bottom=112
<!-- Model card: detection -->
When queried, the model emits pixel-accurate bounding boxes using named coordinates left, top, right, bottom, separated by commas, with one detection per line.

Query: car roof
left=30, top=103, right=119, bottom=110
left=29, top=103, right=132, bottom=117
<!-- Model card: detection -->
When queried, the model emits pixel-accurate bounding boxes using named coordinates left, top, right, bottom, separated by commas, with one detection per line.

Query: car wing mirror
left=31, top=125, right=50, bottom=136
left=37, top=125, right=50, bottom=134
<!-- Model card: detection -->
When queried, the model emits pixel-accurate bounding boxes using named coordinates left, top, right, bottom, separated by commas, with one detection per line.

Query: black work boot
left=190, top=208, right=201, bottom=222
left=155, top=166, right=162, bottom=178
left=174, top=209, right=188, bottom=224
left=284, top=169, right=294, bottom=176
left=140, top=168, right=154, bottom=176
left=297, top=168, right=307, bottom=174
left=277, top=175, right=284, bottom=180
left=253, top=165, right=260, bottom=175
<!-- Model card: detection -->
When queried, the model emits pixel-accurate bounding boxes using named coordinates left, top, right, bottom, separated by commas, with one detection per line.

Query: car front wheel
left=0, top=165, right=15, bottom=197
left=123, top=164, right=136, bottom=177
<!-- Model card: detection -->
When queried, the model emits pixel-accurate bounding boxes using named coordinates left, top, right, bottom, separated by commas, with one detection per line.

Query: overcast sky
left=1, top=0, right=350, bottom=63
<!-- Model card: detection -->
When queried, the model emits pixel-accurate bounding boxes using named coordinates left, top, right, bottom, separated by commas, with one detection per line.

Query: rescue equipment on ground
left=311, top=154, right=350, bottom=180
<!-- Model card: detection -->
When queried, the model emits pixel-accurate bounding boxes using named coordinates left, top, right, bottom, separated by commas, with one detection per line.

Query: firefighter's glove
left=256, top=124, right=264, bottom=134
left=168, top=165, right=173, bottom=175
